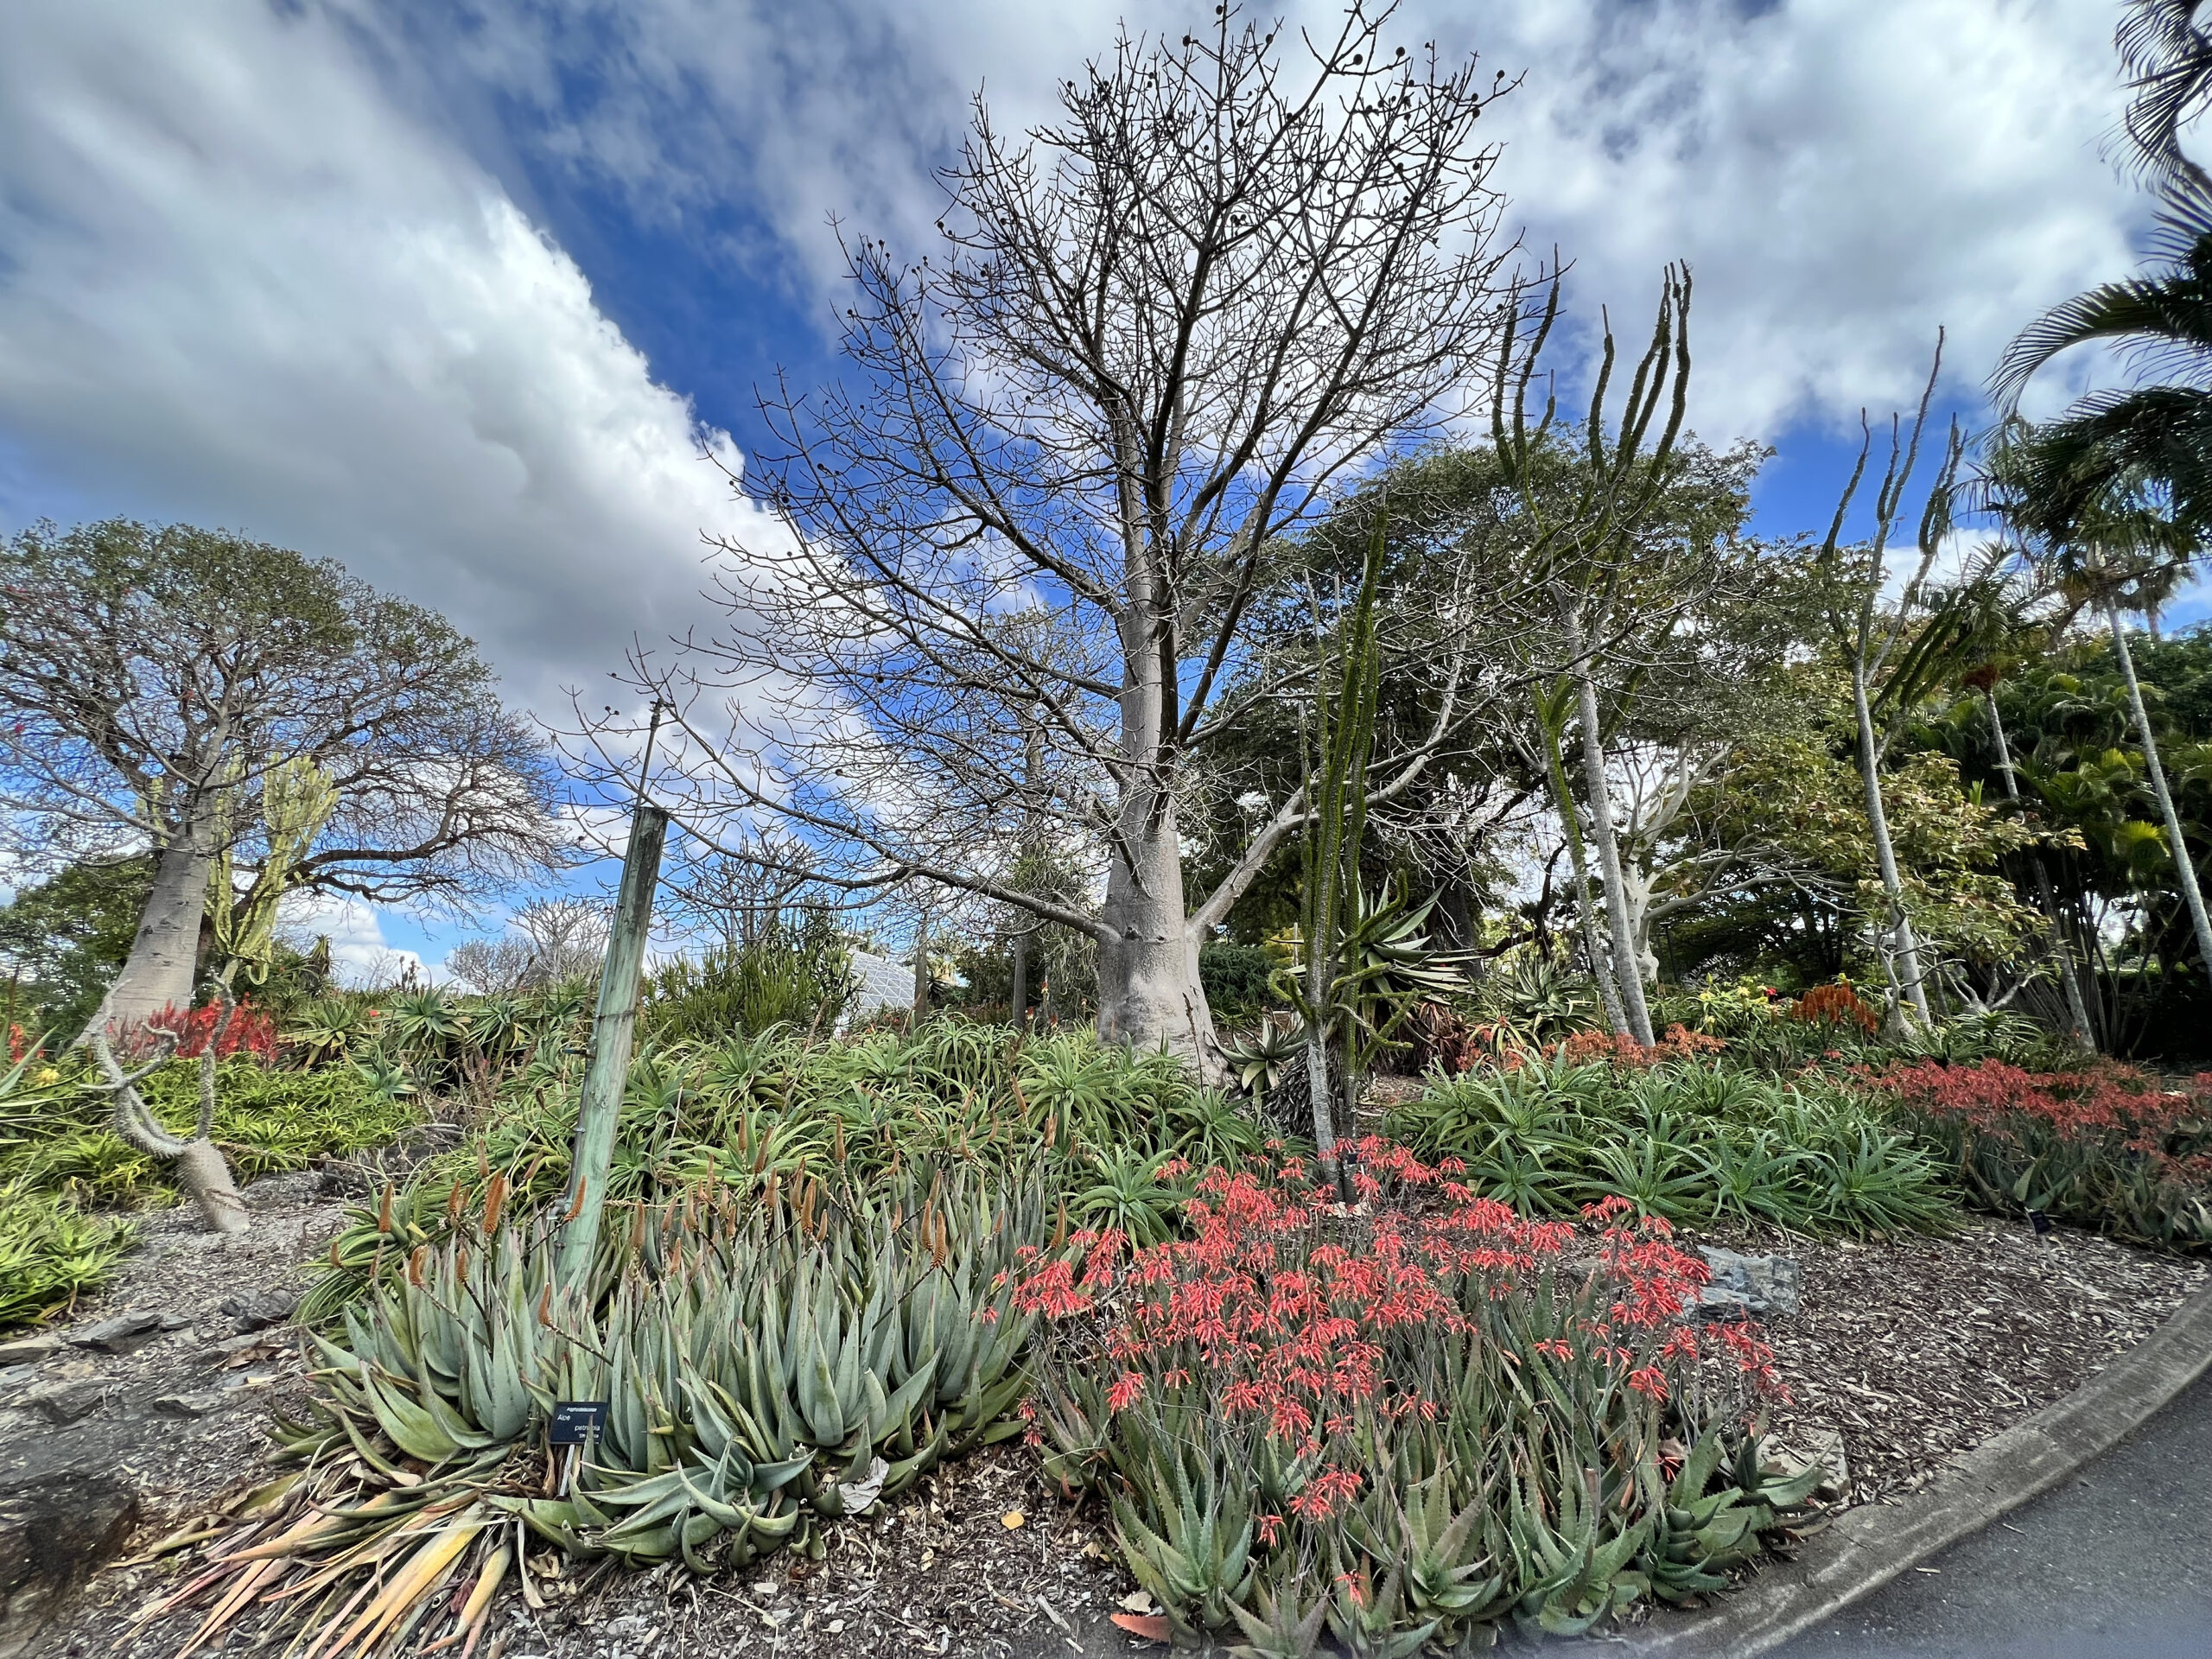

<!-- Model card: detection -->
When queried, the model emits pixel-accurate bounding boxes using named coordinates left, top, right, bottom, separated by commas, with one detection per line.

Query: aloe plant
left=161, top=1157, right=1054, bottom=1656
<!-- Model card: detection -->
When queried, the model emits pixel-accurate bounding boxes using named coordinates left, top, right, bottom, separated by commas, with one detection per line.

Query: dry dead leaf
left=1111, top=1611, right=1172, bottom=1643
left=1000, top=1510, right=1025, bottom=1529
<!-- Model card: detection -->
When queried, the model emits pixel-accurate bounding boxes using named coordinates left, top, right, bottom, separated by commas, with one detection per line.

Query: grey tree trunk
left=1009, top=931, right=1029, bottom=1033
left=1573, top=668, right=1656, bottom=1046
left=1984, top=691, right=2095, bottom=1050
left=1540, top=729, right=1628, bottom=1038
left=100, top=822, right=213, bottom=1034
left=2106, top=602, right=2212, bottom=979
left=1851, top=664, right=1933, bottom=1026
left=1096, top=799, right=1219, bottom=1077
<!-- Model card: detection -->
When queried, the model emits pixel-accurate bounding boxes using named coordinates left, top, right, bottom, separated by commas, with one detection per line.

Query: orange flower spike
left=377, top=1181, right=395, bottom=1236
left=446, top=1179, right=467, bottom=1224
left=481, top=1173, right=507, bottom=1236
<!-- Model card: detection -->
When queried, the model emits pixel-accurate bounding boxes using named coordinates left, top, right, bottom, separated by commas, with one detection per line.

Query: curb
left=1560, top=1278, right=2212, bottom=1658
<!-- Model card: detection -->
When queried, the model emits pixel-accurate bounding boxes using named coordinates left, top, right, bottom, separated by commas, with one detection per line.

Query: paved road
left=1773, top=1368, right=2212, bottom=1659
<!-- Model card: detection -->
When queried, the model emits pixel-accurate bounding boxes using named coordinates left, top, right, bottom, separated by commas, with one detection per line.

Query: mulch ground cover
left=17, top=1185, right=2206, bottom=1659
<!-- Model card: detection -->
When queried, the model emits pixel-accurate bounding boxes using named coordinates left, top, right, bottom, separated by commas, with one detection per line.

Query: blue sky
left=0, top=0, right=2193, bottom=978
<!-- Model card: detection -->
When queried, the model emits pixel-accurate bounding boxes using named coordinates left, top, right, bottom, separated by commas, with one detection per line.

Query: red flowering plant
left=1861, top=1058, right=2212, bottom=1249
left=109, top=1001, right=280, bottom=1065
left=1012, top=1140, right=1816, bottom=1649
left=1537, top=1025, right=1728, bottom=1071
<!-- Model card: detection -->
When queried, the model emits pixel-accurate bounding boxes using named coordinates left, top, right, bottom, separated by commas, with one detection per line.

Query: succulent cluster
left=1385, top=1052, right=1955, bottom=1236
left=146, top=1158, right=1052, bottom=1656
left=1016, top=1146, right=1819, bottom=1655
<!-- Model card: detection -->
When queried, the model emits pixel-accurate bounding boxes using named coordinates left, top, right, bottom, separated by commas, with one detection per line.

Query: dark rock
left=153, top=1391, right=231, bottom=1418
left=1697, top=1246, right=1802, bottom=1319
left=66, top=1312, right=164, bottom=1355
left=218, top=1289, right=298, bottom=1333
left=21, top=1382, right=104, bottom=1426
left=242, top=1170, right=327, bottom=1210
left=0, top=1338, right=60, bottom=1368
left=156, top=1313, right=193, bottom=1331
left=0, top=1471, right=138, bottom=1658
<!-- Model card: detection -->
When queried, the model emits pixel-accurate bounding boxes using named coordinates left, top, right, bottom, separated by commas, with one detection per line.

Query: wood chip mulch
left=1736, top=1217, right=2207, bottom=1507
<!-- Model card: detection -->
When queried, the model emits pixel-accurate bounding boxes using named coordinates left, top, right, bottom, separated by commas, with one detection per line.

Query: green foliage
left=0, top=1049, right=136, bottom=1325
left=0, top=856, right=152, bottom=1039
left=642, top=920, right=856, bottom=1044
left=0, top=1058, right=418, bottom=1213
left=1385, top=1053, right=1955, bottom=1236
left=156, top=1160, right=1052, bottom=1654
left=1198, top=940, right=1281, bottom=1025
left=0, top=1182, right=134, bottom=1327
left=0, top=1053, right=418, bottom=1326
left=302, top=1020, right=1265, bottom=1322
left=1475, top=950, right=1599, bottom=1045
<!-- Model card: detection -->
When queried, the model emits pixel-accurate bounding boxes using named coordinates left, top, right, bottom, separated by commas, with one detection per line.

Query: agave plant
left=1219, top=1017, right=1305, bottom=1100
left=282, top=1000, right=369, bottom=1067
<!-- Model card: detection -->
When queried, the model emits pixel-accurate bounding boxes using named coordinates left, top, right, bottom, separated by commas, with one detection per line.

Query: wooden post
left=556, top=799, right=668, bottom=1287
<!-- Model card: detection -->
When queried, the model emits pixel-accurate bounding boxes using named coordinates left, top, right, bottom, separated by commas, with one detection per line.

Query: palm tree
left=1980, top=428, right=2212, bottom=986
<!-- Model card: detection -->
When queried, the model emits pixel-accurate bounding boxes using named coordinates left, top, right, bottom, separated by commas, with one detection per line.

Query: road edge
left=1564, top=1276, right=2212, bottom=1659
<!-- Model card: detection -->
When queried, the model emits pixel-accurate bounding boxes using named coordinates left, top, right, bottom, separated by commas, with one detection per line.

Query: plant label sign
left=2027, top=1208, right=2053, bottom=1236
left=550, top=1402, right=608, bottom=1445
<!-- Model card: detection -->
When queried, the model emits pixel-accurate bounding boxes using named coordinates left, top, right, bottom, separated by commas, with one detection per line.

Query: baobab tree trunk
left=1095, top=801, right=1220, bottom=1078
left=1851, top=664, right=1933, bottom=1026
left=1984, top=690, right=2096, bottom=1051
left=99, top=817, right=213, bottom=1034
left=2106, top=601, right=2212, bottom=979
left=1573, top=665, right=1656, bottom=1047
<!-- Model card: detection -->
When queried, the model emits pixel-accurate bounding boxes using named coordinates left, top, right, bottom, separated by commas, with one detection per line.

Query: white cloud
left=0, top=0, right=788, bottom=718
left=373, top=0, right=2151, bottom=443
left=277, top=890, right=448, bottom=988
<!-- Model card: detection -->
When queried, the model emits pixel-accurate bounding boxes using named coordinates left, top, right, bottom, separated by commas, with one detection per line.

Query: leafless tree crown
left=580, top=3, right=1522, bottom=951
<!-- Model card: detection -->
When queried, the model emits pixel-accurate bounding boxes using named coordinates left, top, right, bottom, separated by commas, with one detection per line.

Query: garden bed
left=25, top=1202, right=2202, bottom=1659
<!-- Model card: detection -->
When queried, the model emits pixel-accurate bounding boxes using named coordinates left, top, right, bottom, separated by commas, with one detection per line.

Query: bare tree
left=0, top=520, right=567, bottom=1032
left=1813, top=350, right=1966, bottom=1029
left=575, top=6, right=1518, bottom=1074
left=448, top=897, right=612, bottom=992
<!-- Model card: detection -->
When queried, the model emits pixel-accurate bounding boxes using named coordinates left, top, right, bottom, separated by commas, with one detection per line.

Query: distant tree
left=448, top=897, right=612, bottom=993
left=0, top=520, right=567, bottom=1033
left=0, top=856, right=151, bottom=1038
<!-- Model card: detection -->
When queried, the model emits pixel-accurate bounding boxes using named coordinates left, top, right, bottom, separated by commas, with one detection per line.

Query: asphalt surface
left=1772, top=1367, right=2212, bottom=1659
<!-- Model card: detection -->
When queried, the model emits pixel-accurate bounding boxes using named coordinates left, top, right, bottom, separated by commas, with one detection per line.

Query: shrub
left=110, top=999, right=280, bottom=1063
left=1017, top=1144, right=1817, bottom=1650
left=1385, top=1052, right=1955, bottom=1236
left=1862, top=1058, right=2212, bottom=1248
left=1199, top=941, right=1283, bottom=1025
left=641, top=923, right=856, bottom=1043
left=302, top=1020, right=1265, bottom=1320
